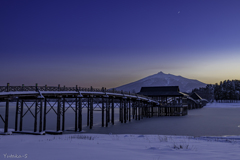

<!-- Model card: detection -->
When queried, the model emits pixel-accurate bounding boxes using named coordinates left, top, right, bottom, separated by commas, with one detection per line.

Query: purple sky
left=1, top=0, right=240, bottom=88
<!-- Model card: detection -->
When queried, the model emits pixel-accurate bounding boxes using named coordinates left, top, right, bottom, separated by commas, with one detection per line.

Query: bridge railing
left=0, top=84, right=153, bottom=101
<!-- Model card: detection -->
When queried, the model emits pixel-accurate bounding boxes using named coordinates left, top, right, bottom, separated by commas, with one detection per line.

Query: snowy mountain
left=114, top=71, right=207, bottom=93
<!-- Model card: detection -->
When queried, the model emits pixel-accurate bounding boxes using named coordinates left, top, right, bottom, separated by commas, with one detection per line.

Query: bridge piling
left=105, top=97, right=108, bottom=127
left=62, top=98, right=65, bottom=131
left=34, top=99, right=38, bottom=132
left=111, top=97, right=114, bottom=125
left=15, top=99, right=19, bottom=131
left=43, top=98, right=47, bottom=131
left=132, top=101, right=135, bottom=119
left=124, top=99, right=127, bottom=123
left=56, top=98, right=61, bottom=132
left=39, top=100, right=43, bottom=132
left=90, top=96, right=93, bottom=129
left=4, top=98, right=9, bottom=133
left=107, top=99, right=110, bottom=124
left=78, top=97, right=82, bottom=131
left=135, top=102, right=137, bottom=121
left=152, top=104, right=154, bottom=117
left=102, top=97, right=104, bottom=127
left=138, top=101, right=141, bottom=120
left=19, top=100, right=23, bottom=131
left=75, top=97, right=78, bottom=132
left=128, top=99, right=131, bottom=122
left=87, top=97, right=90, bottom=126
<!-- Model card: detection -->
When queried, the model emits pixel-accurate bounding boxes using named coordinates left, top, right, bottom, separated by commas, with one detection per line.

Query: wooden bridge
left=0, top=83, right=188, bottom=135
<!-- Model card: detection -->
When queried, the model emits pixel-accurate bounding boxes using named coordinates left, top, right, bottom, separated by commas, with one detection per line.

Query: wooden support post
left=128, top=99, right=131, bottom=122
left=102, top=97, right=104, bottom=127
left=149, top=104, right=151, bottom=117
left=111, top=98, right=114, bottom=125
left=159, top=106, right=161, bottom=117
left=119, top=99, right=121, bottom=122
left=125, top=99, right=129, bottom=121
left=34, top=100, right=38, bottom=132
left=4, top=98, right=9, bottom=133
left=87, top=97, right=90, bottom=126
left=136, top=101, right=138, bottom=120
left=132, top=101, right=135, bottom=119
left=56, top=98, right=61, bottom=131
left=15, top=99, right=19, bottom=131
left=122, top=99, right=124, bottom=123
left=78, top=97, right=82, bottom=131
left=135, top=102, right=138, bottom=120
left=62, top=98, right=65, bottom=131
left=7, top=83, right=9, bottom=92
left=147, top=104, right=149, bottom=118
left=106, top=98, right=108, bottom=127
left=145, top=103, right=147, bottom=117
left=108, top=101, right=110, bottom=123
left=43, top=98, right=47, bottom=131
left=143, top=103, right=145, bottom=117
left=151, top=105, right=154, bottom=117
left=147, top=103, right=149, bottom=117
left=138, top=101, right=140, bottom=120
left=124, top=99, right=127, bottom=123
left=120, top=99, right=123, bottom=123
left=39, top=100, right=43, bottom=132
left=20, top=100, right=23, bottom=131
left=90, top=96, right=93, bottom=129
left=107, top=97, right=110, bottom=124
left=35, top=83, right=38, bottom=91
left=134, top=101, right=137, bottom=120
left=75, top=97, right=78, bottom=132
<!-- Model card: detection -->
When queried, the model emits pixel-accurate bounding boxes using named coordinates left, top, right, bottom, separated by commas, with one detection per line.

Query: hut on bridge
left=190, top=92, right=208, bottom=108
left=138, top=86, right=188, bottom=116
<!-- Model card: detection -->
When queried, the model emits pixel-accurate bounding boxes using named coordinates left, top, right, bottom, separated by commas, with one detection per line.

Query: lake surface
left=1, top=102, right=240, bottom=136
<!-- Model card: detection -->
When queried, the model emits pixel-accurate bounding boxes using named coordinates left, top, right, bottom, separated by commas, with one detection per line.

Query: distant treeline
left=192, top=80, right=240, bottom=102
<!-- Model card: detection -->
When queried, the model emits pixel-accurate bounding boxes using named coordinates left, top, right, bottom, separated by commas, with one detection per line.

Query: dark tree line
left=214, top=80, right=240, bottom=102
left=192, top=80, right=240, bottom=102
left=192, top=84, right=214, bottom=102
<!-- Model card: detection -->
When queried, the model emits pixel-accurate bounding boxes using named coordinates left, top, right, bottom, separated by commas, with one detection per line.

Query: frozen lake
left=1, top=102, right=240, bottom=136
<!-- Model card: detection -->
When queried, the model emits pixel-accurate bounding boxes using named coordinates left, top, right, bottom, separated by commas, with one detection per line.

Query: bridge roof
left=138, top=86, right=184, bottom=97
left=190, top=92, right=202, bottom=100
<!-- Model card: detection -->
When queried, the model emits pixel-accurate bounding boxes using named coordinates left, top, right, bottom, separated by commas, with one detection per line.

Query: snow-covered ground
left=1, top=134, right=240, bottom=160
left=205, top=102, right=240, bottom=108
left=1, top=102, right=240, bottom=160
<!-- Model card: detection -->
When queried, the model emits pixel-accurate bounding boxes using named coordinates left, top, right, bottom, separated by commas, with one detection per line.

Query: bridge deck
left=0, top=84, right=190, bottom=135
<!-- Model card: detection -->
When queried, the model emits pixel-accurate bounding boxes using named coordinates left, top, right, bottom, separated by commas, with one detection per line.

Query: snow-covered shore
left=1, top=102, right=240, bottom=160
left=205, top=102, right=240, bottom=108
left=1, top=134, right=240, bottom=160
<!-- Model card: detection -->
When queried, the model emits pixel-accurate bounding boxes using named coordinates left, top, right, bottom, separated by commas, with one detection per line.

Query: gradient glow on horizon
left=1, top=0, right=240, bottom=88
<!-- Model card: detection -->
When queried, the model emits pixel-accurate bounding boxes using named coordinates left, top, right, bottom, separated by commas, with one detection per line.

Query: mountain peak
left=158, top=71, right=164, bottom=74
left=114, top=72, right=207, bottom=93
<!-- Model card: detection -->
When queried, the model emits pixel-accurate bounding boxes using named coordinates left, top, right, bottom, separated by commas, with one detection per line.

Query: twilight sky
left=1, top=0, right=240, bottom=88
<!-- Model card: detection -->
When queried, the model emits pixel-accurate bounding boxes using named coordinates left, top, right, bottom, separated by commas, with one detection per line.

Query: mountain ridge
left=114, top=71, right=207, bottom=93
